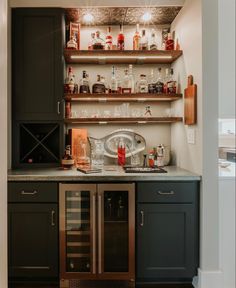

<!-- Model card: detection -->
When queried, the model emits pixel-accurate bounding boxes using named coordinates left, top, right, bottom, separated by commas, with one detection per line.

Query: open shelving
left=65, top=117, right=183, bottom=125
left=64, top=49, right=183, bottom=65
left=64, top=93, right=182, bottom=103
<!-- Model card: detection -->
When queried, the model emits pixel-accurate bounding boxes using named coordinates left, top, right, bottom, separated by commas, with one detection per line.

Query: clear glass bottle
left=139, top=29, right=148, bottom=50
left=148, top=69, right=157, bottom=94
left=128, top=64, right=135, bottom=93
left=122, top=69, right=130, bottom=89
left=156, top=68, right=164, bottom=94
left=133, top=24, right=141, bottom=50
left=92, top=31, right=105, bottom=50
left=91, top=139, right=104, bottom=167
left=79, top=71, right=90, bottom=93
left=149, top=29, right=158, bottom=50
left=92, top=75, right=106, bottom=94
left=105, top=26, right=113, bottom=50
left=110, top=66, right=118, bottom=93
left=163, top=68, right=170, bottom=94
left=137, top=74, right=148, bottom=93
left=117, top=24, right=125, bottom=50
left=167, top=68, right=177, bottom=94
left=88, top=32, right=95, bottom=50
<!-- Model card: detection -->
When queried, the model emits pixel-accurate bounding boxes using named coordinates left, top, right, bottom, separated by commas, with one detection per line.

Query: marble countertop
left=8, top=166, right=201, bottom=182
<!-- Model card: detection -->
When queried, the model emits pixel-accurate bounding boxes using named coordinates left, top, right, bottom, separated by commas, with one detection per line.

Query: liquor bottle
left=79, top=71, right=90, bottom=93
left=122, top=69, right=130, bottom=89
left=110, top=66, right=118, bottom=93
left=137, top=74, right=148, bottom=93
left=167, top=68, right=177, bottom=94
left=156, top=68, right=164, bottom=94
left=92, top=75, right=106, bottom=94
left=66, top=36, right=78, bottom=50
left=163, top=68, right=170, bottom=94
left=165, top=33, right=174, bottom=50
left=105, top=26, right=113, bottom=50
left=139, top=29, right=148, bottom=50
left=148, top=149, right=155, bottom=167
left=148, top=69, right=157, bottom=94
left=92, top=31, right=105, bottom=50
left=117, top=138, right=126, bottom=166
left=88, top=32, right=95, bottom=50
left=61, top=145, right=75, bottom=169
left=133, top=24, right=141, bottom=50
left=65, top=102, right=71, bottom=118
left=128, top=64, right=135, bottom=93
left=64, top=66, right=75, bottom=93
left=149, top=29, right=158, bottom=50
left=117, top=24, right=125, bottom=50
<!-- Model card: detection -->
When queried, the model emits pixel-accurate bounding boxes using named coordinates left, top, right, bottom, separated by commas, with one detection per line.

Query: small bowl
left=219, top=161, right=231, bottom=168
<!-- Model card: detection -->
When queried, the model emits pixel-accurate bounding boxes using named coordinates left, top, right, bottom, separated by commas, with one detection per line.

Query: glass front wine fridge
left=59, top=183, right=135, bottom=286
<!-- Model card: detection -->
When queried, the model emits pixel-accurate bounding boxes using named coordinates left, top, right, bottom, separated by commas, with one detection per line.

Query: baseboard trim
left=192, top=268, right=223, bottom=288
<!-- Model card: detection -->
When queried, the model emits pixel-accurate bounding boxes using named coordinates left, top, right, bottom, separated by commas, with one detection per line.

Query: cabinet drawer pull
left=57, top=101, right=61, bottom=114
left=157, top=190, right=175, bottom=195
left=21, top=190, right=38, bottom=195
left=140, top=210, right=144, bottom=227
left=51, top=210, right=55, bottom=226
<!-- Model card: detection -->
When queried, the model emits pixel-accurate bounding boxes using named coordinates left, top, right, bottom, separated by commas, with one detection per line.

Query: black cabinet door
left=8, top=203, right=58, bottom=278
left=12, top=8, right=64, bottom=121
left=137, top=203, right=198, bottom=281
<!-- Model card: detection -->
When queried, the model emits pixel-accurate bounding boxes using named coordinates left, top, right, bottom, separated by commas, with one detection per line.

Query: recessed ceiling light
left=83, top=13, right=94, bottom=23
left=142, top=12, right=152, bottom=22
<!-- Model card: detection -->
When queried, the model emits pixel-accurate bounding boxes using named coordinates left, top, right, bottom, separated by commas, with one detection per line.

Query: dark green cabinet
left=8, top=182, right=59, bottom=281
left=12, top=8, right=64, bottom=121
left=136, top=182, right=199, bottom=284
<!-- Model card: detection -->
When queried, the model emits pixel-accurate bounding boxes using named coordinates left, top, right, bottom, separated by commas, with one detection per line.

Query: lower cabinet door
left=8, top=203, right=58, bottom=278
left=137, top=203, right=198, bottom=281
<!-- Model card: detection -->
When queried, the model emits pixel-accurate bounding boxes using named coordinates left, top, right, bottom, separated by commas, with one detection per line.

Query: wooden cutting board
left=184, top=75, right=197, bottom=125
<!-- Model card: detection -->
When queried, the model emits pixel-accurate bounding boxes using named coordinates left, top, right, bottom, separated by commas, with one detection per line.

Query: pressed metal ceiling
left=65, top=7, right=183, bottom=25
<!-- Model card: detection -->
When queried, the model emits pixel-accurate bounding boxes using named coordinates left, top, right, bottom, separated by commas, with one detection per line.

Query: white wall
left=170, top=0, right=202, bottom=175
left=218, top=0, right=236, bottom=119
left=0, top=0, right=8, bottom=287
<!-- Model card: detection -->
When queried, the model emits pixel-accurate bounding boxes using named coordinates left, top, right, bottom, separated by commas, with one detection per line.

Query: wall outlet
left=187, top=127, right=195, bottom=144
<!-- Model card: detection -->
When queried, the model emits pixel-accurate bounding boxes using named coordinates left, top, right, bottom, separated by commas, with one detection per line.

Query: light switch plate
left=187, top=127, right=195, bottom=144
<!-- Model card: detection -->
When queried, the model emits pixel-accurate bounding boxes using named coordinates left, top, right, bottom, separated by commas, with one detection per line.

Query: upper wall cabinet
left=12, top=8, right=64, bottom=121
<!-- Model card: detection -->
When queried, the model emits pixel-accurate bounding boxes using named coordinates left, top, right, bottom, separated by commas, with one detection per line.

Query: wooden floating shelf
left=64, top=49, right=183, bottom=64
left=64, top=93, right=182, bottom=102
left=64, top=117, right=183, bottom=124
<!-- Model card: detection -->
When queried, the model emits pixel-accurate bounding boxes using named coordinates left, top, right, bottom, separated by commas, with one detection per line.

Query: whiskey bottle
left=167, top=68, right=177, bottom=94
left=92, top=75, right=106, bottom=94
left=133, top=24, right=141, bottom=50
left=137, top=74, right=148, bottom=93
left=110, top=66, right=118, bottom=93
left=139, top=29, right=148, bottom=50
left=148, top=69, right=157, bottom=94
left=61, top=145, right=74, bottom=169
left=117, top=24, right=125, bottom=50
left=149, top=29, right=158, bottom=50
left=92, top=31, right=105, bottom=50
left=79, top=71, right=90, bottom=93
left=64, top=66, right=75, bottom=93
left=105, top=26, right=113, bottom=50
left=156, top=68, right=164, bottom=94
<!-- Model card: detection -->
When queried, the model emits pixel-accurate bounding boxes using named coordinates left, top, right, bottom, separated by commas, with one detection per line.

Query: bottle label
left=156, top=82, right=164, bottom=93
left=140, top=85, right=148, bottom=93
left=117, top=40, right=124, bottom=50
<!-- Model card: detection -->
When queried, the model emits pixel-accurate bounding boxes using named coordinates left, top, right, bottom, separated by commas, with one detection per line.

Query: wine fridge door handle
left=51, top=210, right=55, bottom=226
left=57, top=101, right=61, bottom=115
left=92, top=194, right=96, bottom=274
left=157, top=190, right=175, bottom=195
left=98, top=194, right=102, bottom=274
left=140, top=210, right=144, bottom=227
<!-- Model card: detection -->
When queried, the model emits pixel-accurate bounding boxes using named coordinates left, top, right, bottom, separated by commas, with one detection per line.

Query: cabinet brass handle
left=157, top=190, right=175, bottom=195
left=57, top=101, right=61, bottom=114
left=140, top=210, right=144, bottom=227
left=51, top=210, right=55, bottom=226
left=21, top=190, right=38, bottom=195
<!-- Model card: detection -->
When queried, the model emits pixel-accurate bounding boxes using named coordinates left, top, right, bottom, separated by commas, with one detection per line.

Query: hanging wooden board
left=184, top=75, right=197, bottom=125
